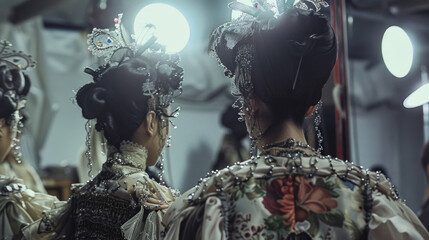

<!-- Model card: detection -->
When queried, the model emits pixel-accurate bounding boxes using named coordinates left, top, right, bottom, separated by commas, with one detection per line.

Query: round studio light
left=134, top=3, right=190, bottom=53
left=403, top=83, right=429, bottom=108
left=381, top=26, right=414, bottom=78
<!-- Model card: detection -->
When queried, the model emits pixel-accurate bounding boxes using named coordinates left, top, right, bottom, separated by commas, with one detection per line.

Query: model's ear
left=305, top=105, right=317, bottom=118
left=144, top=111, right=158, bottom=136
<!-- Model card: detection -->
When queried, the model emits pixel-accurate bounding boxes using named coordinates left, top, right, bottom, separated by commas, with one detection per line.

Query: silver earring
left=100, top=132, right=107, bottom=156
left=314, top=101, right=323, bottom=153
left=85, top=120, right=93, bottom=178
left=10, top=120, right=23, bottom=164
left=158, top=152, right=165, bottom=185
left=249, top=111, right=263, bottom=158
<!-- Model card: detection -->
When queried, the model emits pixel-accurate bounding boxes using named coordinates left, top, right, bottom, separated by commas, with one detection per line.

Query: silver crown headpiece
left=0, top=40, right=36, bottom=70
left=85, top=14, right=183, bottom=109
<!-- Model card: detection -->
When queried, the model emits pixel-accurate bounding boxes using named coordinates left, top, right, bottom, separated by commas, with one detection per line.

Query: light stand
left=422, top=66, right=429, bottom=143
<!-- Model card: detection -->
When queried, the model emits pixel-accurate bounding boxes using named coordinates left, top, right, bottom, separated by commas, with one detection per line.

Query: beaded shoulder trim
left=186, top=153, right=400, bottom=204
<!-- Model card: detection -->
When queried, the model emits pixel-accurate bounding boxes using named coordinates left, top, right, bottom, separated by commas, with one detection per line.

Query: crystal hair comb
left=87, top=14, right=136, bottom=61
left=85, top=13, right=183, bottom=109
left=0, top=40, right=36, bottom=70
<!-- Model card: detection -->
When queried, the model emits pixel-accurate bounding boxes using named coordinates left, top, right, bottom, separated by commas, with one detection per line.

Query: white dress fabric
left=0, top=176, right=58, bottom=239
left=0, top=159, right=47, bottom=194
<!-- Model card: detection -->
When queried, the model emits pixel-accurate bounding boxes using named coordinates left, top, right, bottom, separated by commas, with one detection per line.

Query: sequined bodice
left=70, top=141, right=148, bottom=240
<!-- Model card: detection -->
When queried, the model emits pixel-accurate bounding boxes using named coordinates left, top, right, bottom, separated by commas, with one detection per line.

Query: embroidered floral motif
left=233, top=213, right=265, bottom=240
left=262, top=175, right=296, bottom=227
left=295, top=176, right=338, bottom=222
left=262, top=175, right=344, bottom=237
left=228, top=177, right=267, bottom=201
left=224, top=173, right=365, bottom=239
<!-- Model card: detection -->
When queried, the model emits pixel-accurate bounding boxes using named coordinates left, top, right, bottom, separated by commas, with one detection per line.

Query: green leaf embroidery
left=243, top=178, right=267, bottom=200
left=227, top=178, right=267, bottom=201
left=315, top=178, right=340, bottom=198
left=317, top=209, right=345, bottom=228
left=307, top=212, right=320, bottom=237
left=264, top=215, right=289, bottom=232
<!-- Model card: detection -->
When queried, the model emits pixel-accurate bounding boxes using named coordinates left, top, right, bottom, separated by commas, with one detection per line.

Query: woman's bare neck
left=258, top=120, right=307, bottom=149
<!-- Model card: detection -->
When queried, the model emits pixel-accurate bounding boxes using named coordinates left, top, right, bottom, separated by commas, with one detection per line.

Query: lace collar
left=107, top=141, right=148, bottom=172
left=261, top=138, right=319, bottom=157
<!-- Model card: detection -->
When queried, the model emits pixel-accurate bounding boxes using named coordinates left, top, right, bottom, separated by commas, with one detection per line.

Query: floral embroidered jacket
left=163, top=153, right=429, bottom=240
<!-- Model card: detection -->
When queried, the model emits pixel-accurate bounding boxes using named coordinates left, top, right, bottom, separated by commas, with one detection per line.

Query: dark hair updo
left=247, top=9, right=337, bottom=125
left=0, top=64, right=31, bottom=123
left=210, top=8, right=337, bottom=127
left=76, top=55, right=182, bottom=148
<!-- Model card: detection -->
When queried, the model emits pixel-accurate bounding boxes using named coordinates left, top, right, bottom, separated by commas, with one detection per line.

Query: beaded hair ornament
left=85, top=14, right=184, bottom=110
left=0, top=40, right=36, bottom=70
left=0, top=40, right=35, bottom=163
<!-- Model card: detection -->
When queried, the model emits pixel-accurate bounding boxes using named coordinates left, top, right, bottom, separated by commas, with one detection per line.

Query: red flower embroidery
left=295, top=176, right=338, bottom=222
left=263, top=176, right=338, bottom=228
left=262, top=175, right=296, bottom=227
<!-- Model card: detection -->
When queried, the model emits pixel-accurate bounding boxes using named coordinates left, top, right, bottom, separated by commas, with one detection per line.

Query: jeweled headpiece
left=0, top=40, right=36, bottom=71
left=85, top=14, right=183, bottom=109
left=0, top=40, right=34, bottom=119
left=0, top=41, right=34, bottom=163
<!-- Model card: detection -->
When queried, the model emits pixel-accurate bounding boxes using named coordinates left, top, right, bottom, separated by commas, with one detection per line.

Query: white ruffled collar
left=107, top=141, right=148, bottom=172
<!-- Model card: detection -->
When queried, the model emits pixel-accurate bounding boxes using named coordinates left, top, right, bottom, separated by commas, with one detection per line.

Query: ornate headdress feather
left=0, top=40, right=33, bottom=122
left=85, top=14, right=183, bottom=109
left=0, top=40, right=36, bottom=70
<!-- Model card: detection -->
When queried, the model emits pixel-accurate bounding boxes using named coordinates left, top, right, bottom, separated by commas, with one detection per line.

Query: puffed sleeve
left=163, top=194, right=227, bottom=240
left=20, top=189, right=58, bottom=220
left=201, top=196, right=227, bottom=239
left=369, top=191, right=429, bottom=240
left=0, top=197, right=33, bottom=239
left=0, top=180, right=58, bottom=240
left=121, top=207, right=165, bottom=240
left=21, top=201, right=71, bottom=240
left=120, top=173, right=179, bottom=240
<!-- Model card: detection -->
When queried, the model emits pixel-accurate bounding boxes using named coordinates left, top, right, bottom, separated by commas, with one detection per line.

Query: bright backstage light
left=403, top=83, right=429, bottom=108
left=134, top=3, right=190, bottom=53
left=382, top=26, right=414, bottom=78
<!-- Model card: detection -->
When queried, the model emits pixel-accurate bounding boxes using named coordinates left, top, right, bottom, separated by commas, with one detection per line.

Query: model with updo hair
left=23, top=15, right=183, bottom=239
left=0, top=67, right=47, bottom=194
left=163, top=1, right=428, bottom=239
left=0, top=41, right=58, bottom=239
